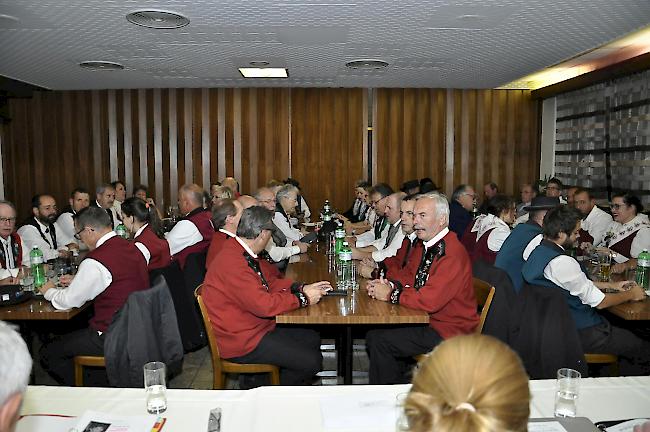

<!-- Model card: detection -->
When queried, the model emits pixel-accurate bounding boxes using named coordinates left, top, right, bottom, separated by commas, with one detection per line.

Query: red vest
left=609, top=231, right=637, bottom=259
left=472, top=228, right=497, bottom=265
left=0, top=233, right=23, bottom=269
left=86, top=236, right=149, bottom=332
left=135, top=226, right=172, bottom=271
left=174, top=209, right=214, bottom=269
left=460, top=224, right=478, bottom=256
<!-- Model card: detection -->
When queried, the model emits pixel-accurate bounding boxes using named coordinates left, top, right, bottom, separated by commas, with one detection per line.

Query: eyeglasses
left=611, top=203, right=627, bottom=210
left=0, top=217, right=16, bottom=223
left=370, top=196, right=387, bottom=206
left=74, top=227, right=94, bottom=240
left=460, top=192, right=476, bottom=199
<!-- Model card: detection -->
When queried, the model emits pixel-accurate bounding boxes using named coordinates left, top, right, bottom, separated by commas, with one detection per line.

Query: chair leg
left=269, top=368, right=280, bottom=386
left=74, top=362, right=84, bottom=387
left=213, top=371, right=224, bottom=390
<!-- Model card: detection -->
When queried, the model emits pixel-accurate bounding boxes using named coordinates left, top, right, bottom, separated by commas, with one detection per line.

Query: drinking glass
left=18, top=267, right=34, bottom=292
left=143, top=362, right=167, bottom=414
left=554, top=368, right=581, bottom=417
left=395, top=392, right=410, bottom=431
left=598, top=252, right=612, bottom=282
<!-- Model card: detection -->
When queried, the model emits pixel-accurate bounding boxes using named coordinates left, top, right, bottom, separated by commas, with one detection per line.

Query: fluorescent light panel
left=239, top=67, right=288, bottom=78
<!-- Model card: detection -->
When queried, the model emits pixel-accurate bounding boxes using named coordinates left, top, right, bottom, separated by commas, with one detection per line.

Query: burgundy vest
left=609, top=231, right=637, bottom=259
left=136, top=226, right=172, bottom=271
left=576, top=228, right=594, bottom=257
left=174, top=209, right=215, bottom=269
left=460, top=224, right=478, bottom=256
left=86, top=236, right=149, bottom=332
left=0, top=233, right=23, bottom=269
left=472, top=228, right=498, bottom=265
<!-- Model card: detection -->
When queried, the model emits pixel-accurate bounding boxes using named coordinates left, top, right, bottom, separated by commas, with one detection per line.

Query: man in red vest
left=166, top=184, right=214, bottom=269
left=0, top=200, right=27, bottom=282
left=39, top=207, right=149, bottom=385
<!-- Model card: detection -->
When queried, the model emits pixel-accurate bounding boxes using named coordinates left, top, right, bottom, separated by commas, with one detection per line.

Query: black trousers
left=228, top=327, right=322, bottom=386
left=579, top=319, right=650, bottom=375
left=366, top=326, right=443, bottom=385
left=40, top=327, right=105, bottom=386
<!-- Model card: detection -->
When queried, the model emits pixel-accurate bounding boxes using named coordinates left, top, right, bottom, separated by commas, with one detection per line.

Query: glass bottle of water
left=334, top=222, right=346, bottom=256
left=115, top=223, right=129, bottom=239
left=337, top=241, right=353, bottom=290
left=636, top=249, right=650, bottom=290
left=30, top=246, right=46, bottom=288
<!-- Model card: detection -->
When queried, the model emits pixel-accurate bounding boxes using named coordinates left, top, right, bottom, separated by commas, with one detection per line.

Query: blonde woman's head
left=405, top=334, right=530, bottom=432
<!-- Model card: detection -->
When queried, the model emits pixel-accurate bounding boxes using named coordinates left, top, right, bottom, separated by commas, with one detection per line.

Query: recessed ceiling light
left=239, top=68, right=288, bottom=78
left=79, top=61, right=125, bottom=71
left=457, top=14, right=486, bottom=22
left=249, top=61, right=270, bottom=67
left=345, top=59, right=389, bottom=70
left=126, top=10, right=190, bottom=29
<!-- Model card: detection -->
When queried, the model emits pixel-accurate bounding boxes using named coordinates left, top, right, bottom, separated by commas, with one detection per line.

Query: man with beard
left=522, top=205, right=650, bottom=375
left=18, top=194, right=71, bottom=261
left=55, top=187, right=91, bottom=249
left=572, top=187, right=612, bottom=249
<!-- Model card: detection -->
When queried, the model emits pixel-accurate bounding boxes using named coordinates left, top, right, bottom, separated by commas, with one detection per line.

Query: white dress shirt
left=543, top=247, right=605, bottom=307
left=17, top=219, right=65, bottom=261
left=371, top=220, right=405, bottom=262
left=273, top=211, right=302, bottom=243
left=166, top=217, right=204, bottom=256
left=513, top=212, right=529, bottom=227
left=523, top=234, right=544, bottom=261
left=356, top=218, right=390, bottom=248
left=266, top=236, right=301, bottom=262
left=44, top=232, right=116, bottom=310
left=582, top=206, right=613, bottom=247
left=603, top=214, right=650, bottom=263
left=133, top=224, right=151, bottom=264
left=423, top=227, right=450, bottom=250
left=299, top=196, right=311, bottom=220
left=96, top=201, right=121, bottom=229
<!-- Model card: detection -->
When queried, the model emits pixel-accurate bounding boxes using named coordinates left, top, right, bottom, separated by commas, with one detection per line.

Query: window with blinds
left=554, top=69, right=650, bottom=207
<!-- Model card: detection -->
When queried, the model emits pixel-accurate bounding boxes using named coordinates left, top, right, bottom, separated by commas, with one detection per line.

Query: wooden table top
left=0, top=296, right=90, bottom=321
left=277, top=244, right=429, bottom=325
left=586, top=261, right=650, bottom=321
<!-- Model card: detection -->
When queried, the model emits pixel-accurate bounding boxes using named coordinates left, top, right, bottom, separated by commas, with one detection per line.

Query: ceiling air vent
left=126, top=10, right=190, bottom=29
left=345, top=59, right=389, bottom=70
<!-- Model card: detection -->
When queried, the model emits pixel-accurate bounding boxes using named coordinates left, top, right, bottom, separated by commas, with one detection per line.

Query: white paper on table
left=527, top=421, right=568, bottom=432
left=605, top=419, right=650, bottom=432
left=73, top=410, right=157, bottom=432
left=17, top=415, right=77, bottom=432
left=320, top=394, right=399, bottom=431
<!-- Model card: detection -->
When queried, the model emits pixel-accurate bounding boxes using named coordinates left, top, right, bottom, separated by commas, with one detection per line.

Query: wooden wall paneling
left=145, top=89, right=155, bottom=196
left=231, top=88, right=242, bottom=185
left=122, top=89, right=134, bottom=195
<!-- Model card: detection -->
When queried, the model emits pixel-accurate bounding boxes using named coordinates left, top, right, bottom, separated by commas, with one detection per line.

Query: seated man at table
left=365, top=192, right=479, bottom=384
left=350, top=183, right=394, bottom=247
left=0, top=201, right=29, bottom=281
left=0, top=321, right=32, bottom=432
left=18, top=194, right=72, bottom=261
left=166, top=184, right=214, bottom=269
left=342, top=180, right=370, bottom=223
left=522, top=205, right=650, bottom=375
left=55, top=187, right=91, bottom=249
left=573, top=187, right=612, bottom=251
left=495, top=196, right=559, bottom=292
left=448, top=184, right=475, bottom=239
left=205, top=197, right=243, bottom=268
left=92, top=183, right=121, bottom=229
left=357, top=194, right=420, bottom=280
left=39, top=207, right=149, bottom=385
left=202, top=206, right=331, bottom=386
left=351, top=192, right=405, bottom=263
left=256, top=187, right=308, bottom=261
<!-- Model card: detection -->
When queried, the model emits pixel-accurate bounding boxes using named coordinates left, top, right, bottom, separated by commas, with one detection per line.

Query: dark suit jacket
left=449, top=200, right=473, bottom=240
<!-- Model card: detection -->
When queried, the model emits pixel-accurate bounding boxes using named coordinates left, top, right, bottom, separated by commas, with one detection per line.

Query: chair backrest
left=194, top=285, right=223, bottom=378
left=473, top=277, right=496, bottom=334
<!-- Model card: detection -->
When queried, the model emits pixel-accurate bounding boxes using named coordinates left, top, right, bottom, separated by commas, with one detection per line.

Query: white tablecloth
left=20, top=377, right=650, bottom=432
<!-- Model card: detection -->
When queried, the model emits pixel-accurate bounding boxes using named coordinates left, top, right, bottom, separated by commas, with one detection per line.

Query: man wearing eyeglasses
left=449, top=184, right=476, bottom=239
left=0, top=201, right=29, bottom=282
left=351, top=183, right=394, bottom=248
left=39, top=207, right=149, bottom=385
left=17, top=194, right=72, bottom=261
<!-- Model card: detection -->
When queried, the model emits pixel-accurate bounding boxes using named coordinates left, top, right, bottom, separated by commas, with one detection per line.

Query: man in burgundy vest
left=166, top=184, right=215, bottom=269
left=0, top=200, right=27, bottom=282
left=39, top=207, right=149, bottom=385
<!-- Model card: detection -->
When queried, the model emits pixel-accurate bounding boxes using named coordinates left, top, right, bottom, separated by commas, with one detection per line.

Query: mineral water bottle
left=334, top=222, right=346, bottom=256
left=115, top=223, right=128, bottom=239
left=636, top=249, right=650, bottom=290
left=30, top=246, right=46, bottom=288
left=322, top=200, right=332, bottom=222
left=337, top=241, right=353, bottom=289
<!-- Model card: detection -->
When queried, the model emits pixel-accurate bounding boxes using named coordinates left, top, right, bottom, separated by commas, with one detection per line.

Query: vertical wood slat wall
left=2, top=87, right=539, bottom=220
left=375, top=88, right=540, bottom=197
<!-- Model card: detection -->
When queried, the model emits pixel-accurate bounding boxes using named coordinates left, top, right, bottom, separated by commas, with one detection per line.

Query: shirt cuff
left=290, top=245, right=301, bottom=256
left=388, top=280, right=403, bottom=305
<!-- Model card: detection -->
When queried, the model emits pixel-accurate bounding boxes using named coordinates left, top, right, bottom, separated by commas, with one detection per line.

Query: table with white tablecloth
left=19, top=377, right=650, bottom=432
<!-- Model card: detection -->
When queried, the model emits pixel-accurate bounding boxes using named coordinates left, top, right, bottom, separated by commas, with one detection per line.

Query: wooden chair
left=584, top=353, right=619, bottom=376
left=73, top=355, right=106, bottom=386
left=194, top=285, right=280, bottom=389
left=415, top=277, right=496, bottom=363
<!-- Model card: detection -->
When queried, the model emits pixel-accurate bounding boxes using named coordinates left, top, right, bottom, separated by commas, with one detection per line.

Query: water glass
left=554, top=368, right=581, bottom=417
left=144, top=361, right=167, bottom=414
left=395, top=392, right=410, bottom=431
left=18, top=267, right=34, bottom=292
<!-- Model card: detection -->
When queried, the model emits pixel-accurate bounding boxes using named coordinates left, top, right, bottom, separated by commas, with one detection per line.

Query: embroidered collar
left=471, top=214, right=510, bottom=238
left=605, top=214, right=649, bottom=246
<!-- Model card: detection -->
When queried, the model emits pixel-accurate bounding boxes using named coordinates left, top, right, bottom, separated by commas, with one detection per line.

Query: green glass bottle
left=30, top=246, right=46, bottom=288
left=636, top=249, right=650, bottom=290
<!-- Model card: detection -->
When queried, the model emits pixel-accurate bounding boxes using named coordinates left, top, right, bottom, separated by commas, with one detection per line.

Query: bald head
left=221, top=177, right=239, bottom=193
left=238, top=195, right=258, bottom=209
left=255, top=187, right=276, bottom=211
left=178, top=184, right=204, bottom=214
